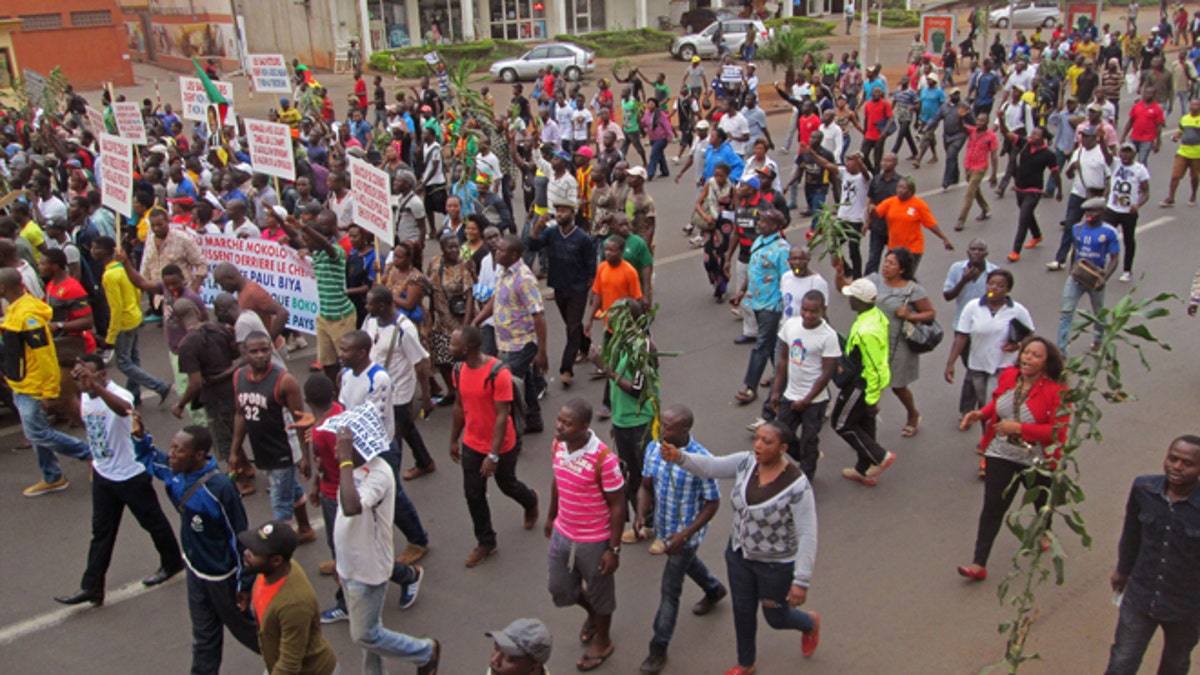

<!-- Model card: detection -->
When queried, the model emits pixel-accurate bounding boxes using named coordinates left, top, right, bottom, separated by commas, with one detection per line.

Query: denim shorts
left=267, top=465, right=305, bottom=522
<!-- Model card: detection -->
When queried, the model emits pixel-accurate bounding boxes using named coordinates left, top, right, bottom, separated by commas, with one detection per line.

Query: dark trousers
left=864, top=222, right=888, bottom=276
left=841, top=223, right=864, bottom=279
left=832, top=381, right=889, bottom=475
left=891, top=120, right=918, bottom=156
left=319, top=495, right=347, bottom=612
left=647, top=138, right=671, bottom=178
left=650, top=544, right=724, bottom=651
left=502, top=341, right=545, bottom=428
left=972, top=456, right=1052, bottom=567
left=862, top=138, right=885, bottom=174
left=553, top=290, right=590, bottom=377
left=776, top=400, right=828, bottom=480
left=481, top=325, right=498, bottom=356
left=1012, top=191, right=1043, bottom=254
left=743, top=310, right=782, bottom=391
left=186, top=570, right=260, bottom=675
left=943, top=134, right=966, bottom=186
left=1108, top=209, right=1140, bottom=272
left=611, top=423, right=650, bottom=520
left=394, top=402, right=433, bottom=469
left=1055, top=193, right=1087, bottom=264
left=725, top=542, right=815, bottom=668
left=82, top=471, right=182, bottom=591
left=461, top=443, right=538, bottom=547
left=379, top=448, right=430, bottom=547
left=973, top=101, right=994, bottom=119
left=1105, top=601, right=1200, bottom=675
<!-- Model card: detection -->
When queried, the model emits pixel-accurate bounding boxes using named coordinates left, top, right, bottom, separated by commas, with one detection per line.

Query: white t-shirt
left=1069, top=145, right=1111, bottom=198
left=777, top=317, right=841, bottom=403
left=339, top=364, right=395, bottom=442
left=719, top=112, right=750, bottom=155
left=329, top=191, right=355, bottom=230
left=954, top=298, right=1035, bottom=374
left=1107, top=160, right=1151, bottom=214
left=780, top=272, right=830, bottom=321
left=363, top=314, right=428, bottom=405
left=334, top=455, right=395, bottom=585
left=820, top=123, right=844, bottom=163
left=233, top=311, right=286, bottom=368
left=393, top=191, right=426, bottom=243
left=555, top=102, right=575, bottom=132
left=422, top=142, right=446, bottom=185
left=741, top=156, right=781, bottom=192
left=476, top=152, right=502, bottom=185
left=38, top=195, right=68, bottom=223
left=1001, top=99, right=1033, bottom=133
left=82, top=381, right=142, bottom=482
left=571, top=109, right=594, bottom=142
left=476, top=252, right=499, bottom=328
left=836, top=168, right=870, bottom=222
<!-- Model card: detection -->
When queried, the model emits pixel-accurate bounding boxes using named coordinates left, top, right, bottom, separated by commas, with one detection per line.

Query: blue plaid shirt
left=643, top=438, right=721, bottom=544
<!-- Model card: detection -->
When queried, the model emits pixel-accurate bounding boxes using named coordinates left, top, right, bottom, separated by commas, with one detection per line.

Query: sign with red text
left=111, top=102, right=147, bottom=144
left=248, top=53, right=291, bottom=93
left=198, top=235, right=318, bottom=335
left=920, top=14, right=956, bottom=55
left=98, top=133, right=134, bottom=215
left=85, top=106, right=107, bottom=135
left=244, top=119, right=296, bottom=181
left=179, top=76, right=236, bottom=122
left=349, top=157, right=393, bottom=243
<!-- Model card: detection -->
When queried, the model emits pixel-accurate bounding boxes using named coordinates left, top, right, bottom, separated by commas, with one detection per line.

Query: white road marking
left=1137, top=216, right=1175, bottom=233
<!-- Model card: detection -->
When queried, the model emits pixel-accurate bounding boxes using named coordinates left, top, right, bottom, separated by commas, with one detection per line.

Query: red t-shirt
left=1128, top=100, right=1165, bottom=143
left=313, top=402, right=346, bottom=500
left=863, top=99, right=893, bottom=141
left=798, top=114, right=822, bottom=146
left=46, top=277, right=96, bottom=353
left=354, top=79, right=368, bottom=109
left=456, top=358, right=517, bottom=454
left=252, top=574, right=287, bottom=626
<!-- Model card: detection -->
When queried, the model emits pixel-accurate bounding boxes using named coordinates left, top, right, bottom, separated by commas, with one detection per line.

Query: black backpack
left=454, top=358, right=527, bottom=437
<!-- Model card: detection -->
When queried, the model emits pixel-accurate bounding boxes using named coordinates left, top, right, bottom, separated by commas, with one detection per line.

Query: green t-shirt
left=313, top=245, right=355, bottom=320
left=610, top=352, right=657, bottom=428
left=610, top=233, right=652, bottom=272
left=653, top=82, right=670, bottom=101
left=622, top=99, right=641, bottom=133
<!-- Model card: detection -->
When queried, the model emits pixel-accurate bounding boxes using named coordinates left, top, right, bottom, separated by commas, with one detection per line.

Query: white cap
left=842, top=278, right=878, bottom=303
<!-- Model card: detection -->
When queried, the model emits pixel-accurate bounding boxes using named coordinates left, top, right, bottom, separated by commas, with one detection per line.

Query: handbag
left=1070, top=257, right=1105, bottom=290
left=900, top=284, right=944, bottom=354
left=1007, top=317, right=1033, bottom=345
left=439, top=261, right=469, bottom=317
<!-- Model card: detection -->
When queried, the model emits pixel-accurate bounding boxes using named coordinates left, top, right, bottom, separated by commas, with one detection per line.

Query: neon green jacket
left=846, top=306, right=891, bottom=405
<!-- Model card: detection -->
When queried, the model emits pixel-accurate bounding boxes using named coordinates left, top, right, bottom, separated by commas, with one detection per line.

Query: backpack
left=455, top=358, right=527, bottom=438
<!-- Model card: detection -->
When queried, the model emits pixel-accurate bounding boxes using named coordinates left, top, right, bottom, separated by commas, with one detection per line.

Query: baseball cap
left=746, top=62, right=757, bottom=70
left=842, top=278, right=878, bottom=303
left=1080, top=125, right=1097, bottom=136
left=575, top=145, right=594, bottom=159
left=279, top=97, right=289, bottom=105
left=168, top=196, right=195, bottom=206
left=695, top=119, right=711, bottom=130
left=1081, top=197, right=1107, bottom=210
left=691, top=55, right=701, bottom=63
left=742, top=176, right=761, bottom=190
left=238, top=520, right=299, bottom=560
left=1119, top=141, right=1137, bottom=151
left=626, top=166, right=648, bottom=179
left=487, top=618, right=552, bottom=665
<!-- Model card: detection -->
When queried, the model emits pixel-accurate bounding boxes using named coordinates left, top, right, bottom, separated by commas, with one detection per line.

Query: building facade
left=0, top=1, right=134, bottom=90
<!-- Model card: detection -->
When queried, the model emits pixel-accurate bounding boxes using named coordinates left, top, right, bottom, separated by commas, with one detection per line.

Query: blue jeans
left=650, top=544, right=725, bottom=651
left=267, top=466, right=304, bottom=522
left=1057, top=276, right=1106, bottom=351
left=942, top=134, right=965, bottom=187
left=1055, top=194, right=1086, bottom=264
left=647, top=138, right=670, bottom=178
left=864, top=223, right=888, bottom=276
left=113, top=329, right=169, bottom=403
left=1045, top=148, right=1068, bottom=196
left=15, top=392, right=91, bottom=483
left=186, top=570, right=259, bottom=675
left=805, top=186, right=828, bottom=228
left=379, top=447, right=430, bottom=547
left=743, top=309, right=782, bottom=391
left=1105, top=600, right=1200, bottom=675
left=1133, top=140, right=1154, bottom=165
left=501, top=341, right=545, bottom=428
left=725, top=542, right=815, bottom=668
left=344, top=579, right=435, bottom=675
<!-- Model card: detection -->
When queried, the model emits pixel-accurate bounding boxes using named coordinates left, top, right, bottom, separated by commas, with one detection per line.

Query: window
left=526, top=47, right=549, bottom=59
left=20, top=13, right=62, bottom=31
left=0, top=48, right=12, bottom=89
left=548, top=46, right=572, bottom=58
left=490, top=0, right=545, bottom=40
left=70, top=10, right=113, bottom=27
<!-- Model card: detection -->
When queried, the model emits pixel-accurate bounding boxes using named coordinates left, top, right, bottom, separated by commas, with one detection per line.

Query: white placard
left=98, top=133, right=134, bottom=216
left=248, top=53, right=291, bottom=93
left=349, top=157, right=393, bottom=244
left=198, top=235, right=318, bottom=335
left=179, top=76, right=236, bottom=122
left=111, top=102, right=147, bottom=144
left=85, top=106, right=106, bottom=135
left=244, top=119, right=296, bottom=180
left=23, top=69, right=46, bottom=107
left=422, top=52, right=440, bottom=65
left=721, top=65, right=743, bottom=83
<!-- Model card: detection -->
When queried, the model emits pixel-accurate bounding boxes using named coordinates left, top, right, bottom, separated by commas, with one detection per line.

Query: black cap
left=238, top=520, right=299, bottom=560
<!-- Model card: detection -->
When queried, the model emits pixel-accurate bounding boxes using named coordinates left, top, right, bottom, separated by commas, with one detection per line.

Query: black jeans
left=461, top=443, right=538, bottom=547
left=481, top=325, right=498, bottom=356
left=650, top=544, right=724, bottom=651
left=831, top=381, right=889, bottom=475
left=1107, top=210, right=1140, bottom=272
left=864, top=221, right=889, bottom=276
left=611, top=423, right=650, bottom=521
left=1105, top=601, right=1200, bottom=675
left=891, top=120, right=918, bottom=156
left=394, top=402, right=433, bottom=469
left=776, top=400, right=828, bottom=480
left=1055, top=192, right=1087, bottom=264
left=862, top=138, right=886, bottom=174
left=319, top=494, right=346, bottom=612
left=943, top=134, right=966, bottom=186
left=186, top=570, right=259, bottom=675
left=725, top=542, right=816, bottom=668
left=972, top=456, right=1052, bottom=567
left=840, top=223, right=864, bottom=279
left=553, top=290, right=590, bottom=377
left=501, top=341, right=544, bottom=429
left=1012, top=191, right=1043, bottom=254
left=82, top=471, right=182, bottom=591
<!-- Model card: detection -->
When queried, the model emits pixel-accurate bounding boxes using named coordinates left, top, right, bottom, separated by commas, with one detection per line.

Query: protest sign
left=23, top=69, right=46, bottom=108
left=111, top=102, right=147, bottom=144
left=422, top=52, right=440, bottom=65
left=248, top=54, right=291, bottom=93
left=721, top=64, right=742, bottom=83
left=98, top=134, right=134, bottom=215
left=244, top=119, right=296, bottom=180
left=179, top=76, right=236, bottom=122
left=349, top=157, right=393, bottom=244
left=85, top=106, right=107, bottom=135
left=198, top=235, right=319, bottom=335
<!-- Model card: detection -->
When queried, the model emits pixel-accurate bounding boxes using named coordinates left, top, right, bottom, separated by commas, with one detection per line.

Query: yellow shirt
left=279, top=107, right=302, bottom=129
left=19, top=221, right=45, bottom=264
left=1066, top=65, right=1084, bottom=96
left=136, top=212, right=150, bottom=243
left=1076, top=41, right=1100, bottom=63
left=1178, top=114, right=1200, bottom=159
left=102, top=260, right=143, bottom=344
left=1, top=294, right=59, bottom=399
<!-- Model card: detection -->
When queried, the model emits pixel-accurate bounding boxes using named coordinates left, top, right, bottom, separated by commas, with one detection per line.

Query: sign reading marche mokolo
left=244, top=119, right=296, bottom=181
left=198, top=235, right=318, bottom=335
left=349, top=157, right=393, bottom=243
left=179, top=76, right=236, bottom=122
left=248, top=54, right=291, bottom=93
left=98, top=134, right=135, bottom=215
left=111, top=102, right=147, bottom=144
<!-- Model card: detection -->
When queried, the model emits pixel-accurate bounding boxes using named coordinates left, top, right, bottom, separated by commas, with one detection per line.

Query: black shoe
left=55, top=588, right=104, bottom=606
left=142, top=565, right=184, bottom=587
left=640, top=646, right=668, bottom=673
left=692, top=585, right=728, bottom=615
left=524, top=423, right=545, bottom=434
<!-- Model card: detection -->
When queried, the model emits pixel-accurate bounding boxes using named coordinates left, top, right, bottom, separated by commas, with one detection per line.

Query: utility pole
left=860, top=0, right=869, bottom=65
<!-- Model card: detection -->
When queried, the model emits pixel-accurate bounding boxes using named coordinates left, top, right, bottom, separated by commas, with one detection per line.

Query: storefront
left=489, top=0, right=548, bottom=40
left=566, top=0, right=606, bottom=34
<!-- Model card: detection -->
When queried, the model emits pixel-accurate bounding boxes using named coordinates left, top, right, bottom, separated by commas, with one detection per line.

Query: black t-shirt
left=1075, top=71, right=1100, bottom=105
left=1013, top=143, right=1058, bottom=190
left=513, top=95, right=531, bottom=123
left=800, top=146, right=836, bottom=187
left=177, top=323, right=238, bottom=404
left=867, top=173, right=899, bottom=231
left=374, top=85, right=386, bottom=109
left=745, top=462, right=804, bottom=505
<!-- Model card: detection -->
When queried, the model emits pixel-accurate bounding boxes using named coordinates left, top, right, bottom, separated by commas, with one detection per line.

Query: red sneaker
left=1007, top=252, right=1020, bottom=262
left=802, top=611, right=821, bottom=657
left=1024, top=236, right=1043, bottom=249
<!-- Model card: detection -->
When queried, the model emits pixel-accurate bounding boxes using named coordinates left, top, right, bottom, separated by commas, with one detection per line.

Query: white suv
left=671, top=19, right=772, bottom=61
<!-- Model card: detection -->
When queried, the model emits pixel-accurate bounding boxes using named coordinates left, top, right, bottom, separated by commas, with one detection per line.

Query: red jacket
left=978, top=366, right=1069, bottom=463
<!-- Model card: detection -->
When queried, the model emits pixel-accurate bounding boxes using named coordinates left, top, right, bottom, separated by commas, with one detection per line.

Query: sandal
left=579, top=618, right=596, bottom=645
left=577, top=645, right=614, bottom=672
left=1160, top=199, right=1175, bottom=207
left=759, top=378, right=773, bottom=389
left=734, top=387, right=757, bottom=404
left=900, top=415, right=922, bottom=438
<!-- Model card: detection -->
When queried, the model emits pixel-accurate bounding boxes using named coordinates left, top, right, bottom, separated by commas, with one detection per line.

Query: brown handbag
left=1069, top=258, right=1105, bottom=291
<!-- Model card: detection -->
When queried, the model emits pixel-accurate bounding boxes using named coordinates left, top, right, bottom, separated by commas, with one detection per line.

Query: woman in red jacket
left=956, top=335, right=1069, bottom=581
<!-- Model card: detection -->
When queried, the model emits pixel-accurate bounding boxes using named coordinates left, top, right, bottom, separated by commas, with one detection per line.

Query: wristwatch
left=487, top=453, right=500, bottom=463
left=608, top=545, right=621, bottom=555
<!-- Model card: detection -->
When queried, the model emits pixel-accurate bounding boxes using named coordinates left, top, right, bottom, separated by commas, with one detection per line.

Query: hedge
left=763, top=17, right=837, bottom=37
left=868, top=9, right=920, bottom=28
left=552, top=28, right=676, bottom=58
left=368, top=39, right=528, bottom=76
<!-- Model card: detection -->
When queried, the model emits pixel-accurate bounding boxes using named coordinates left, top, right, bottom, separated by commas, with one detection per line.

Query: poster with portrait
left=921, top=14, right=956, bottom=55
left=1067, top=3, right=1099, bottom=32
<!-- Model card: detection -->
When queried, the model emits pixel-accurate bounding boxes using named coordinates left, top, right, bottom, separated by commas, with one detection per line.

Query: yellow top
left=102, top=260, right=143, bottom=344
left=1179, top=114, right=1200, bottom=160
left=1, top=294, right=59, bottom=399
left=19, top=220, right=44, bottom=264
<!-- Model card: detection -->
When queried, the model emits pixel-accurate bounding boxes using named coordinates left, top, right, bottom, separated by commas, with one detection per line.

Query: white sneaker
left=688, top=235, right=704, bottom=247
left=672, top=156, right=681, bottom=165
left=745, top=417, right=767, bottom=432
left=1045, top=261, right=1064, bottom=271
left=1119, top=271, right=1132, bottom=282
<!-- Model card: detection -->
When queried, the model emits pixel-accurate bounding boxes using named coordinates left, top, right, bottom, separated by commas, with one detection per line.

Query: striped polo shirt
left=312, top=246, right=355, bottom=321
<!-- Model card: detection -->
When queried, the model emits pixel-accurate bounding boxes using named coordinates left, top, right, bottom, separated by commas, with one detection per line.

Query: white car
left=988, top=1, right=1060, bottom=28
left=670, top=19, right=772, bottom=61
left=490, top=43, right=595, bottom=83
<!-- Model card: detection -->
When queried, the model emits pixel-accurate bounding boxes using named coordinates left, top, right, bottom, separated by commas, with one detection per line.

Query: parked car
left=988, top=1, right=1060, bottom=28
left=670, top=19, right=772, bottom=61
left=490, top=42, right=595, bottom=83
left=679, top=7, right=736, bottom=34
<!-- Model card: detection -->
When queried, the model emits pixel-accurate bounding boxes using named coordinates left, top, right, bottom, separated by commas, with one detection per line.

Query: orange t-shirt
left=591, top=259, right=643, bottom=318
left=874, top=195, right=937, bottom=255
left=252, top=574, right=287, bottom=625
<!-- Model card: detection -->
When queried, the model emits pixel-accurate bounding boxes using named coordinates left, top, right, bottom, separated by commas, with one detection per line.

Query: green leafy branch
left=986, top=288, right=1176, bottom=673
left=599, top=302, right=680, bottom=431
left=806, top=205, right=857, bottom=264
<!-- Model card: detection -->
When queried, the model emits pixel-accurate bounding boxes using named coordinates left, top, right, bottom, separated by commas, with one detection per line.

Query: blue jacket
left=702, top=140, right=745, bottom=183
left=134, top=434, right=252, bottom=591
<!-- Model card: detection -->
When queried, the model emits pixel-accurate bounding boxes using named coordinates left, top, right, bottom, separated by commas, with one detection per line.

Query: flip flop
left=900, top=415, right=922, bottom=438
left=579, top=618, right=596, bottom=645
left=734, top=387, right=757, bottom=404
left=577, top=644, right=615, bottom=672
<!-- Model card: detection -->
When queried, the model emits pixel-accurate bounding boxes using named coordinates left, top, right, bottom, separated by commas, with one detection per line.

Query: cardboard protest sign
left=85, top=106, right=107, bottom=135
left=179, top=76, right=236, bottom=122
left=198, top=235, right=319, bottom=335
left=244, top=119, right=296, bottom=181
left=422, top=52, right=440, bottom=65
left=98, top=134, right=134, bottom=215
left=349, top=157, right=393, bottom=244
left=23, top=69, right=47, bottom=108
left=111, top=102, right=147, bottom=144
left=248, top=54, right=291, bottom=93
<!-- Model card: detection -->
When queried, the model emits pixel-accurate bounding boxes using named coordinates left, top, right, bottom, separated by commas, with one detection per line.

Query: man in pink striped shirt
left=543, top=398, right=625, bottom=671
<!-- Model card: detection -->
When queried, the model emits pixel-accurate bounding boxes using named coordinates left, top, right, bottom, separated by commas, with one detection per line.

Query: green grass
left=553, top=28, right=677, bottom=58
left=368, top=39, right=528, bottom=77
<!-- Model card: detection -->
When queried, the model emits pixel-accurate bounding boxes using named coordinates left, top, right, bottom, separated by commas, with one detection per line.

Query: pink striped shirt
left=551, top=431, right=623, bottom=543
